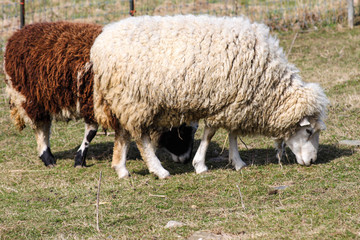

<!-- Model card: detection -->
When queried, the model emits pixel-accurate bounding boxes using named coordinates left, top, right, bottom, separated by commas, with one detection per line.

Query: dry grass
left=0, top=0, right=352, bottom=38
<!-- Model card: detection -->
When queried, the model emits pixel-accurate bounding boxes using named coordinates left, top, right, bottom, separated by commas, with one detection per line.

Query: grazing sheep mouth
left=298, top=159, right=305, bottom=165
left=296, top=157, right=314, bottom=166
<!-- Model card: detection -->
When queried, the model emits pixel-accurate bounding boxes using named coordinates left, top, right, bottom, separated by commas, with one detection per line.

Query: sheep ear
left=315, top=120, right=326, bottom=131
left=299, top=118, right=311, bottom=127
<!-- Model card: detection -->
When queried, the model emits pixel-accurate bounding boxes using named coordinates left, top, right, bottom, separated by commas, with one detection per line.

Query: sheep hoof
left=74, top=150, right=87, bottom=168
left=118, top=174, right=130, bottom=179
left=234, top=162, right=247, bottom=171
left=158, top=174, right=171, bottom=180
left=155, top=170, right=171, bottom=179
left=118, top=172, right=130, bottom=179
left=195, top=165, right=208, bottom=174
left=40, top=147, right=56, bottom=166
left=113, top=166, right=130, bottom=179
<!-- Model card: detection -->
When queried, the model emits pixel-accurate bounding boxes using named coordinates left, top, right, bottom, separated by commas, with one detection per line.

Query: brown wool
left=4, top=22, right=102, bottom=127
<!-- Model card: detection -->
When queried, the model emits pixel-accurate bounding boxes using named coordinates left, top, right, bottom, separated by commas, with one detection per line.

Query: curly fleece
left=4, top=22, right=103, bottom=129
left=91, top=15, right=328, bottom=140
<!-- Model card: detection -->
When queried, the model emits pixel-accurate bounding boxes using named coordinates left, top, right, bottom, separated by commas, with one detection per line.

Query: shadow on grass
left=235, top=144, right=354, bottom=166
left=162, top=140, right=354, bottom=176
left=162, top=141, right=354, bottom=176
left=53, top=139, right=354, bottom=176
left=54, top=141, right=140, bottom=162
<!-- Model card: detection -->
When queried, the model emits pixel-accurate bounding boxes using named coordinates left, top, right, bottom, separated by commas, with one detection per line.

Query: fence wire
left=1, top=0, right=352, bottom=34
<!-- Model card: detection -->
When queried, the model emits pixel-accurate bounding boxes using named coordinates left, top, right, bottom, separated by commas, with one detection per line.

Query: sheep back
left=91, top=15, right=328, bottom=140
left=4, top=22, right=102, bottom=129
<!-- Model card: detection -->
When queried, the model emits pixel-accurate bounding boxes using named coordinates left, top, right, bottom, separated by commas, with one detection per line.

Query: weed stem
left=96, top=171, right=102, bottom=232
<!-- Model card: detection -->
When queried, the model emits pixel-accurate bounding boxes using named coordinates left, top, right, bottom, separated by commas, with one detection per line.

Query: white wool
left=91, top=15, right=328, bottom=140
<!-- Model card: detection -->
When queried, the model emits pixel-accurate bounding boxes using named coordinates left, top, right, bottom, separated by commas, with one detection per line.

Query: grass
left=0, top=26, right=360, bottom=239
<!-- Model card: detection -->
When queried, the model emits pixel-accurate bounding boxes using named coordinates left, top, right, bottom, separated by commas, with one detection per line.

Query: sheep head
left=284, top=117, right=326, bottom=166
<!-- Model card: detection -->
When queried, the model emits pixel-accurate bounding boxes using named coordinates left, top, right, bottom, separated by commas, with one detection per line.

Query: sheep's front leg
left=35, top=120, right=55, bottom=167
left=112, top=129, right=131, bottom=178
left=192, top=126, right=217, bottom=174
left=74, top=123, right=98, bottom=167
left=228, top=132, right=247, bottom=170
left=136, top=134, right=170, bottom=179
left=274, top=139, right=285, bottom=165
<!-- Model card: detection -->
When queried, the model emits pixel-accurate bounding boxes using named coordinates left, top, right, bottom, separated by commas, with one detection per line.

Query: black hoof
left=40, top=147, right=56, bottom=167
left=74, top=149, right=88, bottom=167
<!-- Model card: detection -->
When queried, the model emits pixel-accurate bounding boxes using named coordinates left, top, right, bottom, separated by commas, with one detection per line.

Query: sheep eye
left=306, top=129, right=313, bottom=135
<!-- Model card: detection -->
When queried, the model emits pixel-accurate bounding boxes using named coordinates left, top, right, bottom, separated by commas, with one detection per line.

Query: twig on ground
left=236, top=184, right=246, bottom=211
left=128, top=175, right=135, bottom=190
left=287, top=32, right=298, bottom=58
left=284, top=150, right=291, bottom=164
left=149, top=193, right=166, bottom=198
left=0, top=185, right=18, bottom=193
left=278, top=191, right=284, bottom=207
left=220, top=134, right=229, bottom=155
left=96, top=171, right=102, bottom=232
left=238, top=137, right=248, bottom=150
left=279, top=161, right=283, bottom=169
left=238, top=137, right=254, bottom=165
left=5, top=169, right=49, bottom=173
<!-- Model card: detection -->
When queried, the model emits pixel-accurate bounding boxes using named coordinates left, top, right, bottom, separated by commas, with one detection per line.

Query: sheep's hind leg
left=192, top=126, right=217, bottom=174
left=74, top=123, right=98, bottom=167
left=35, top=120, right=55, bottom=167
left=228, top=132, right=247, bottom=170
left=136, top=134, right=170, bottom=179
left=112, top=129, right=131, bottom=178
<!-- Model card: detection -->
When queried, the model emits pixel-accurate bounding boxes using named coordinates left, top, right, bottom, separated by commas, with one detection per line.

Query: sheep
left=90, top=15, right=329, bottom=179
left=3, top=21, right=197, bottom=170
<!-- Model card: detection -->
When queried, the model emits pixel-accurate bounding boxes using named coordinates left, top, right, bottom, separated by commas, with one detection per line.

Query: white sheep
left=90, top=15, right=329, bottom=179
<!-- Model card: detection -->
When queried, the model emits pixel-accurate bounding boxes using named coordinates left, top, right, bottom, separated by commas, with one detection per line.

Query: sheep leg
left=169, top=145, right=192, bottom=163
left=174, top=121, right=198, bottom=163
left=136, top=134, right=170, bottom=179
left=112, top=129, right=131, bottom=178
left=34, top=121, right=55, bottom=167
left=74, top=123, right=98, bottom=167
left=228, top=132, right=247, bottom=170
left=192, top=126, right=217, bottom=174
left=274, top=140, right=285, bottom=165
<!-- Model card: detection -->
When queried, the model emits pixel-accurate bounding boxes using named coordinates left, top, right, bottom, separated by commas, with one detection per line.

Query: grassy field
left=0, top=26, right=360, bottom=239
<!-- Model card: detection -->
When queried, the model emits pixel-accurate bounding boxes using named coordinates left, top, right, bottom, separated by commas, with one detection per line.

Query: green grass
left=0, top=27, right=360, bottom=239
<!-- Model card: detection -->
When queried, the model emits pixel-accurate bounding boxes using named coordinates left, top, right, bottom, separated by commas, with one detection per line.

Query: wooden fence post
left=20, top=0, right=25, bottom=28
left=129, top=0, right=135, bottom=16
left=348, top=0, right=354, bottom=28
